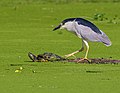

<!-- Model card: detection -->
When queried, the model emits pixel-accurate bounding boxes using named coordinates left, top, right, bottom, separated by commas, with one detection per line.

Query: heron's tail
left=103, top=39, right=112, bottom=47
left=99, top=32, right=112, bottom=47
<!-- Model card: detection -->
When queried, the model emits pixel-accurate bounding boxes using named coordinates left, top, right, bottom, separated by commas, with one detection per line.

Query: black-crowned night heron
left=53, top=18, right=112, bottom=62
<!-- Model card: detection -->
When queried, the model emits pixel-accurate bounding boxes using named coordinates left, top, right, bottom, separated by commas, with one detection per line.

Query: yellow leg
left=64, top=40, right=84, bottom=58
left=83, top=40, right=89, bottom=59
left=64, top=47, right=84, bottom=58
left=77, top=40, right=91, bottom=63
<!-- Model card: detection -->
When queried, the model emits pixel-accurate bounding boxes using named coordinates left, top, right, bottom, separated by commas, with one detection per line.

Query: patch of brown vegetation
left=68, top=58, right=120, bottom=64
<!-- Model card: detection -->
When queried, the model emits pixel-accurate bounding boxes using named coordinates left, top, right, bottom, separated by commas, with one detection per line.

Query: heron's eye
left=62, top=22, right=67, bottom=25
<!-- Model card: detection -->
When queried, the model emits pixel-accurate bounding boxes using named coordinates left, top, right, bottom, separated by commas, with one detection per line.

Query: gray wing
left=74, top=22, right=112, bottom=46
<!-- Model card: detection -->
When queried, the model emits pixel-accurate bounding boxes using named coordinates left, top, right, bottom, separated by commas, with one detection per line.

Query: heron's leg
left=77, top=40, right=91, bottom=62
left=83, top=40, right=89, bottom=59
left=64, top=40, right=84, bottom=58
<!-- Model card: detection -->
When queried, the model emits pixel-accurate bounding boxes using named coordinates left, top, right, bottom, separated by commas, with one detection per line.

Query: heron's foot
left=64, top=54, right=76, bottom=58
left=77, top=58, right=91, bottom=63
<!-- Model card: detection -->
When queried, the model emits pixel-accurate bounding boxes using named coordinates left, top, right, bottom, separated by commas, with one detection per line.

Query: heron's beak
left=53, top=24, right=61, bottom=31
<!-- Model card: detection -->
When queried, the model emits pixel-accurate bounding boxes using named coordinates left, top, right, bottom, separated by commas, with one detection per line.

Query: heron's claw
left=77, top=58, right=91, bottom=63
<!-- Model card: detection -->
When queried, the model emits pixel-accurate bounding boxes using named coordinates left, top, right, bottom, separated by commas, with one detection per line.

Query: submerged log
left=28, top=52, right=120, bottom=64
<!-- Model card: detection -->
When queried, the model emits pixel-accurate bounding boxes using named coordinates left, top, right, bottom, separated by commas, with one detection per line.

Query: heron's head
left=53, top=23, right=63, bottom=31
left=53, top=18, right=76, bottom=31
